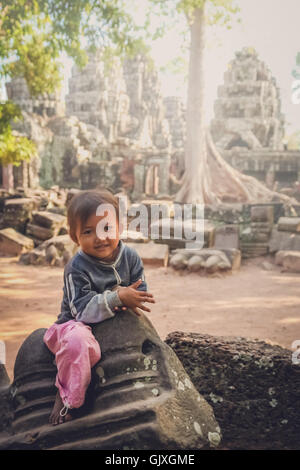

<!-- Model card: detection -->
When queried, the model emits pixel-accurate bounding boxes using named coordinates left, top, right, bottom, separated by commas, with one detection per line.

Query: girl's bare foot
left=49, top=391, right=73, bottom=425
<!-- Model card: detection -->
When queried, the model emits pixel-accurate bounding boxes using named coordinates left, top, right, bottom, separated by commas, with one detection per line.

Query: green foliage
left=147, top=0, right=239, bottom=28
left=0, top=128, right=36, bottom=166
left=0, top=101, right=22, bottom=134
left=6, top=30, right=62, bottom=97
left=160, top=56, right=188, bottom=84
left=0, top=0, right=148, bottom=165
left=0, top=0, right=148, bottom=96
left=0, top=101, right=36, bottom=166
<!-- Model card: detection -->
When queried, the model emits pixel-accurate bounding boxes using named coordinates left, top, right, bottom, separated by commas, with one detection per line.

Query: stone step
left=0, top=228, right=34, bottom=256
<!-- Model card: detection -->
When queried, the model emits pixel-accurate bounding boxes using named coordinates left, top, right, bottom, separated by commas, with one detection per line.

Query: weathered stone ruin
left=1, top=48, right=300, bottom=270
left=211, top=47, right=300, bottom=192
left=0, top=185, right=300, bottom=273
left=5, top=77, right=64, bottom=118
left=0, top=186, right=75, bottom=263
left=2, top=47, right=300, bottom=201
left=166, top=331, right=300, bottom=450
left=0, top=312, right=221, bottom=450
left=2, top=53, right=182, bottom=200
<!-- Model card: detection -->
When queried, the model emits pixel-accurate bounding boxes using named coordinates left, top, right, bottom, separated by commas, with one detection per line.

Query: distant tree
left=0, top=0, right=146, bottom=96
left=0, top=101, right=36, bottom=166
left=144, top=0, right=292, bottom=205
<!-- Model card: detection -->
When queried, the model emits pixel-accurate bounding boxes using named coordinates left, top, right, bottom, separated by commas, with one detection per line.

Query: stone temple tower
left=210, top=47, right=285, bottom=151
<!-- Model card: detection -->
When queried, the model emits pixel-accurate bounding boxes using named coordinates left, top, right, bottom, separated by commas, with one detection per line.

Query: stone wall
left=211, top=47, right=285, bottom=151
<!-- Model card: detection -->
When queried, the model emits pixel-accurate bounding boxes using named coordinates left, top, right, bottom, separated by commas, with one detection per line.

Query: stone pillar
left=132, top=163, right=145, bottom=200
left=265, top=165, right=275, bottom=189
left=2, top=164, right=14, bottom=191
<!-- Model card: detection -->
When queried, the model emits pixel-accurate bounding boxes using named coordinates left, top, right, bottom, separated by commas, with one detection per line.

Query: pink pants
left=43, top=320, right=101, bottom=409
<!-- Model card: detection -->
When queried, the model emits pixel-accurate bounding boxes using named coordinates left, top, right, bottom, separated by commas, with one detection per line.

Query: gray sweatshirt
left=56, top=240, right=147, bottom=325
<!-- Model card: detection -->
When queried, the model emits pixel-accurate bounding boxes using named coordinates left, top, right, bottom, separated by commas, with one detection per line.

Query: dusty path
left=1, top=255, right=300, bottom=381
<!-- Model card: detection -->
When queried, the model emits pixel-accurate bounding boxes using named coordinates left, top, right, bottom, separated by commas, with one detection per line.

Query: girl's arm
left=129, top=248, right=148, bottom=292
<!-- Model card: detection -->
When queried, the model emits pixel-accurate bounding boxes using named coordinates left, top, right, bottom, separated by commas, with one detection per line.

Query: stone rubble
left=166, top=331, right=300, bottom=450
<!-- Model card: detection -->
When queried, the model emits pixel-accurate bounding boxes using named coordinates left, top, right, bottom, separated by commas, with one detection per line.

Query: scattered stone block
left=0, top=228, right=34, bottom=256
left=251, top=222, right=273, bottom=234
left=269, top=228, right=300, bottom=253
left=2, top=198, right=39, bottom=233
left=169, top=253, right=189, bottom=270
left=26, top=223, right=55, bottom=241
left=25, top=211, right=67, bottom=242
left=251, top=205, right=274, bottom=224
left=214, top=224, right=239, bottom=249
left=150, top=218, right=214, bottom=250
left=275, top=250, right=300, bottom=272
left=166, top=331, right=300, bottom=450
left=45, top=245, right=58, bottom=265
left=274, top=251, right=286, bottom=266
left=38, top=234, right=77, bottom=255
left=31, top=211, right=66, bottom=230
left=240, top=242, right=269, bottom=258
left=127, top=241, right=169, bottom=267
left=0, top=314, right=221, bottom=450
left=19, top=234, right=78, bottom=266
left=277, top=217, right=300, bottom=233
left=205, top=255, right=223, bottom=273
left=187, top=255, right=206, bottom=272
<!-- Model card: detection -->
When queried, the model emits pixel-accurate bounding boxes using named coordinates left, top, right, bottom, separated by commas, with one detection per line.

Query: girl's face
left=75, top=209, right=122, bottom=261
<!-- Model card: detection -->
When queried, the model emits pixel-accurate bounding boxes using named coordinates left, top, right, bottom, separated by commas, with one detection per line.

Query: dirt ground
left=1, top=254, right=300, bottom=381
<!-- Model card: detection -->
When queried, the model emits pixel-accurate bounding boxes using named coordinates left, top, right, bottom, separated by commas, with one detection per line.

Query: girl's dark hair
left=67, top=189, right=120, bottom=244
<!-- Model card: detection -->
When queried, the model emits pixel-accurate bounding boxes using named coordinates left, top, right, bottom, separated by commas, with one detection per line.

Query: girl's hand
left=115, top=279, right=155, bottom=316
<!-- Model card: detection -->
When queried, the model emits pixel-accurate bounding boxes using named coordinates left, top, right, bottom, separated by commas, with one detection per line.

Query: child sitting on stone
left=43, top=189, right=155, bottom=425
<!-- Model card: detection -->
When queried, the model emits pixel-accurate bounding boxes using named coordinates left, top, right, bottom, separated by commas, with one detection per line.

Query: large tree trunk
left=175, top=6, right=215, bottom=205
left=175, top=5, right=295, bottom=208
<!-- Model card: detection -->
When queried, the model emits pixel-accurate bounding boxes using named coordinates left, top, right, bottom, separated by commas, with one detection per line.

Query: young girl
left=43, top=189, right=155, bottom=425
